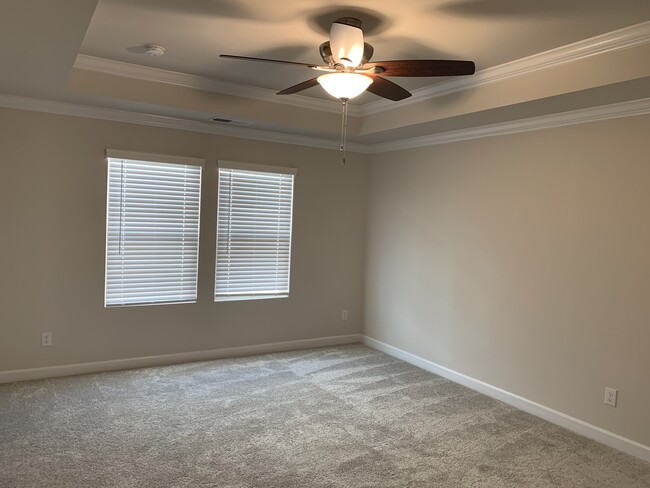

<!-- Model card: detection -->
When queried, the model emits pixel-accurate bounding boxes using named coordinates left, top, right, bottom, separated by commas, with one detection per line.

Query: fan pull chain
left=340, top=98, right=349, bottom=165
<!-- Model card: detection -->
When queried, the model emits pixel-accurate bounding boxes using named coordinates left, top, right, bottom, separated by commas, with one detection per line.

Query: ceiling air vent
left=210, top=116, right=252, bottom=127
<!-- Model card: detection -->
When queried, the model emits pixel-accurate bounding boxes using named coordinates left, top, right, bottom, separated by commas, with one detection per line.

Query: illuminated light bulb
left=317, top=73, right=373, bottom=100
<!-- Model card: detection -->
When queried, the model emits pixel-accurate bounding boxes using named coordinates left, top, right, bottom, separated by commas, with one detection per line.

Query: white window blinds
left=215, top=162, right=296, bottom=301
left=105, top=155, right=202, bottom=307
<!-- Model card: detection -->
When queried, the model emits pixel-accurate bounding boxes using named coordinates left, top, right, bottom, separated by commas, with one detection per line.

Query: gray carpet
left=1, top=344, right=649, bottom=487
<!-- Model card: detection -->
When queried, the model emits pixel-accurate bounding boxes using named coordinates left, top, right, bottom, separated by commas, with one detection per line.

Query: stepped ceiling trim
left=366, top=98, right=650, bottom=153
left=73, top=22, right=650, bottom=118
left=361, top=21, right=650, bottom=115
left=0, top=94, right=363, bottom=153
left=2, top=95, right=647, bottom=154
left=73, top=54, right=352, bottom=115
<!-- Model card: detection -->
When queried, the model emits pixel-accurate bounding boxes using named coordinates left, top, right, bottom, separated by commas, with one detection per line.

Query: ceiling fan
left=220, top=17, right=475, bottom=102
left=220, top=17, right=475, bottom=162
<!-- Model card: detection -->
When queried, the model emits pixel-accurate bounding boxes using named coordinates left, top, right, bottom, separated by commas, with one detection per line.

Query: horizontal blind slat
left=105, top=158, right=202, bottom=307
left=215, top=167, right=294, bottom=301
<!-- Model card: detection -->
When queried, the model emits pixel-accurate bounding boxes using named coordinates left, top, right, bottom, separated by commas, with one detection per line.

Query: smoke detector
left=144, top=44, right=165, bottom=56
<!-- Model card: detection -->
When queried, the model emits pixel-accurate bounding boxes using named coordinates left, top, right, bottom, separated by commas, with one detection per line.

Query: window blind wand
left=340, top=98, right=349, bottom=165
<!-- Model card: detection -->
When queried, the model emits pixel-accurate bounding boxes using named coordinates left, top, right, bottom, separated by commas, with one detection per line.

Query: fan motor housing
left=319, top=41, right=374, bottom=66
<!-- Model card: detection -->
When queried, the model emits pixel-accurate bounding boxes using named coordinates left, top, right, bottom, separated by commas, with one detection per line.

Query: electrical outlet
left=341, top=309, right=348, bottom=321
left=41, top=332, right=52, bottom=347
left=604, top=387, right=617, bottom=407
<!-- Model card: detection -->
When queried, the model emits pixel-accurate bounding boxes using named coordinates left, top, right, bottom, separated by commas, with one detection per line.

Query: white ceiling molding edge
left=366, top=97, right=650, bottom=153
left=360, top=21, right=650, bottom=116
left=73, top=54, right=356, bottom=116
left=0, top=94, right=363, bottom=153
left=74, top=21, right=649, bottom=119
left=1, top=94, right=648, bottom=155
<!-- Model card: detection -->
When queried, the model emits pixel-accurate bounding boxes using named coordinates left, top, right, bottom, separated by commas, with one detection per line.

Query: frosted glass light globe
left=317, top=73, right=373, bottom=100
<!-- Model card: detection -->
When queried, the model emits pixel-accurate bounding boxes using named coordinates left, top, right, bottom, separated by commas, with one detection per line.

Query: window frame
left=214, top=161, right=297, bottom=303
left=104, top=150, right=204, bottom=308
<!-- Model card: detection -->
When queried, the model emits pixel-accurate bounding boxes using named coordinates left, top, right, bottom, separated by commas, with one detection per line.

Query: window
left=215, top=162, right=296, bottom=301
left=104, top=150, right=203, bottom=307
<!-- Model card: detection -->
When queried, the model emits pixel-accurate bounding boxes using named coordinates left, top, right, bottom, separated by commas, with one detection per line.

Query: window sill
left=104, top=300, right=197, bottom=308
left=215, top=294, right=289, bottom=303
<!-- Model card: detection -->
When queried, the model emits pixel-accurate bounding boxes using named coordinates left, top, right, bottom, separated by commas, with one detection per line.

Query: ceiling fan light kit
left=317, top=72, right=373, bottom=100
left=220, top=15, right=475, bottom=162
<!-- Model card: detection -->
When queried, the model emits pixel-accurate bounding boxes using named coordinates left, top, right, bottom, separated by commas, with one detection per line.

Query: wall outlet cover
left=604, top=387, right=617, bottom=407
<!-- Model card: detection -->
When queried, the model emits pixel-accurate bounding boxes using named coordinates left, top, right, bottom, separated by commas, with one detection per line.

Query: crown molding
left=366, top=97, right=650, bottom=153
left=1, top=94, right=648, bottom=154
left=73, top=54, right=362, bottom=116
left=0, top=94, right=365, bottom=153
left=73, top=21, right=649, bottom=121
left=360, top=21, right=650, bottom=116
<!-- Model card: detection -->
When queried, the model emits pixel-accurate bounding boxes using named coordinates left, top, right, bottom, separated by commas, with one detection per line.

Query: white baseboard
left=0, top=334, right=362, bottom=384
left=363, top=335, right=650, bottom=463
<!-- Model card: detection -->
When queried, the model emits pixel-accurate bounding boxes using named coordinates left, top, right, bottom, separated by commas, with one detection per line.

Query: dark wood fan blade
left=220, top=54, right=318, bottom=68
left=367, top=77, right=412, bottom=101
left=364, top=59, right=475, bottom=77
left=277, top=77, right=320, bottom=95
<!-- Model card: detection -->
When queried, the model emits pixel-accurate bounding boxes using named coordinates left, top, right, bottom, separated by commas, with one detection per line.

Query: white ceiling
left=79, top=0, right=650, bottom=98
left=1, top=0, right=649, bottom=148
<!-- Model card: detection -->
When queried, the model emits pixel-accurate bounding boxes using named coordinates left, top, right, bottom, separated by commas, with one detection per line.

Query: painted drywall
left=364, top=115, right=650, bottom=447
left=0, top=107, right=368, bottom=371
left=360, top=43, right=650, bottom=137
left=67, top=69, right=362, bottom=137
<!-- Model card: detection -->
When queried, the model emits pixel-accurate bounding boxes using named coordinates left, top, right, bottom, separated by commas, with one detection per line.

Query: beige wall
left=0, top=107, right=369, bottom=371
left=365, top=115, right=650, bottom=447
left=2, top=104, right=649, bottom=448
